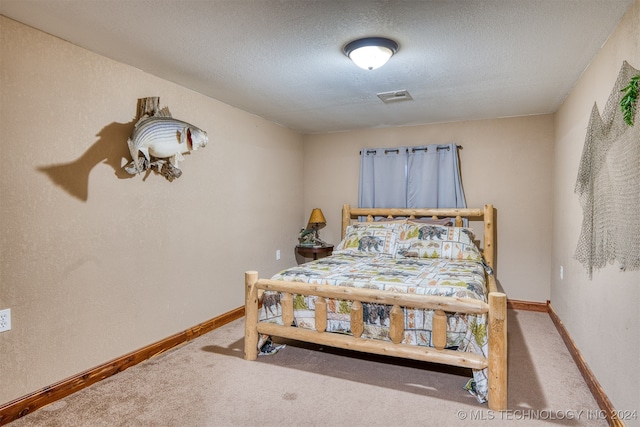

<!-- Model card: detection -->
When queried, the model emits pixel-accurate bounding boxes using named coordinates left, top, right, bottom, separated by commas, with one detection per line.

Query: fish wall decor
left=124, top=100, right=208, bottom=181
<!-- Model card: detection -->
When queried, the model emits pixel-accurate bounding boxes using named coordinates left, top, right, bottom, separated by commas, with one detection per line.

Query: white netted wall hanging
left=574, top=61, right=640, bottom=278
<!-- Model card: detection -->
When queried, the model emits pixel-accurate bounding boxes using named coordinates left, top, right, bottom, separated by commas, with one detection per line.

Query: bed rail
left=246, top=273, right=489, bottom=366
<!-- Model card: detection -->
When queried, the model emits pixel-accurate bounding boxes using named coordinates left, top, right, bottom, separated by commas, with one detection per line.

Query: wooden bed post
left=488, top=291, right=507, bottom=411
left=485, top=203, right=505, bottom=410
left=483, top=204, right=495, bottom=271
left=342, top=204, right=351, bottom=240
left=244, top=271, right=260, bottom=361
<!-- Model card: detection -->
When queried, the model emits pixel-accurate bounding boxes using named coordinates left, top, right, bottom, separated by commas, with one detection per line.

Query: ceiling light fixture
left=343, top=37, right=399, bottom=71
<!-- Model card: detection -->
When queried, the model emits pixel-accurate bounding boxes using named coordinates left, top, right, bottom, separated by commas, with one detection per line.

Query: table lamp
left=307, top=208, right=327, bottom=245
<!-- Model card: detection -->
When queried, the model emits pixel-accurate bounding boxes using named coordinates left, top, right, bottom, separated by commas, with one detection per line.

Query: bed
left=244, top=204, right=506, bottom=411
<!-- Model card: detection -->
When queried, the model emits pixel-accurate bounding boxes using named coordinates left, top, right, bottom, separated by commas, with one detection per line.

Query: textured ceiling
left=0, top=0, right=634, bottom=134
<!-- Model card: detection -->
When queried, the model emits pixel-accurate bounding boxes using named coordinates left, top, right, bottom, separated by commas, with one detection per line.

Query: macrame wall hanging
left=574, top=61, right=640, bottom=278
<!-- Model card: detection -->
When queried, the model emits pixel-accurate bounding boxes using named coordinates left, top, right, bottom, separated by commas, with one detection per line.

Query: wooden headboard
left=341, top=204, right=495, bottom=270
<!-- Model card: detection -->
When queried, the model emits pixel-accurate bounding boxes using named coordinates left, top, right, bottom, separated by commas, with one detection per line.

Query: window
left=359, top=143, right=466, bottom=209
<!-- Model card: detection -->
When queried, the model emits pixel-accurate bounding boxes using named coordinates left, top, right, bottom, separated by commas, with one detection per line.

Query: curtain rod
left=360, top=145, right=462, bottom=155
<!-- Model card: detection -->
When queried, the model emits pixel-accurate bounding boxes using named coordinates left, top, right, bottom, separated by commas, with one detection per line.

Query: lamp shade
left=308, top=208, right=326, bottom=225
left=344, top=37, right=398, bottom=70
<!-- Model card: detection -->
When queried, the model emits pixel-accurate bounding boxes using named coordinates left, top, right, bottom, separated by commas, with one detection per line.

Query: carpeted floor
left=7, top=310, right=607, bottom=426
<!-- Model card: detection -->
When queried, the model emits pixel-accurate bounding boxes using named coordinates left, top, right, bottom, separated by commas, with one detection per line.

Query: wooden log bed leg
left=244, top=271, right=260, bottom=361
left=488, top=291, right=507, bottom=411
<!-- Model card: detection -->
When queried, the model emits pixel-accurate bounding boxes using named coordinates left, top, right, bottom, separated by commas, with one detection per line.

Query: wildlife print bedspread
left=259, top=253, right=490, bottom=402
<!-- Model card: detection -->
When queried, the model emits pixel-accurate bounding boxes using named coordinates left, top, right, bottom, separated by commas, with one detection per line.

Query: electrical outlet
left=0, top=309, right=11, bottom=332
left=276, top=249, right=281, bottom=261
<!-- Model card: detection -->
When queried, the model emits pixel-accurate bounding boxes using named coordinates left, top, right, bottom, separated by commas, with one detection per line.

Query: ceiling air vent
left=377, top=89, right=413, bottom=104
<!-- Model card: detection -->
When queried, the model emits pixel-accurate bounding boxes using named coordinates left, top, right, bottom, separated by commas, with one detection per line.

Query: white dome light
left=343, top=37, right=399, bottom=71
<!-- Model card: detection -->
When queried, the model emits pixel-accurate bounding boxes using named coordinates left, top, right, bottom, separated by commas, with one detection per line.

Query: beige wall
left=0, top=17, right=304, bottom=404
left=302, top=115, right=555, bottom=303
left=552, top=0, right=640, bottom=415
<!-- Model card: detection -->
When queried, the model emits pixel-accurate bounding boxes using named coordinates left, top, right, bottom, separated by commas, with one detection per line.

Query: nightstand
left=296, top=244, right=333, bottom=260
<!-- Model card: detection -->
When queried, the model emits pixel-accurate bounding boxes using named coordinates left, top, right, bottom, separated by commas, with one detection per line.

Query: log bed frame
left=244, top=204, right=507, bottom=411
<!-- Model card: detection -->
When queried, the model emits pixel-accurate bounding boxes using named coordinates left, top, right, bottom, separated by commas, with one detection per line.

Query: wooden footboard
left=244, top=204, right=507, bottom=411
left=245, top=272, right=507, bottom=410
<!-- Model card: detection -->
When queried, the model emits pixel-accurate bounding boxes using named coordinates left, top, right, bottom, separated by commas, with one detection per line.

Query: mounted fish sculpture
left=124, top=106, right=208, bottom=180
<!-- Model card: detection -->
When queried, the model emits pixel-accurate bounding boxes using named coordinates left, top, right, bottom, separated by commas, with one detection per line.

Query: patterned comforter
left=259, top=253, right=490, bottom=402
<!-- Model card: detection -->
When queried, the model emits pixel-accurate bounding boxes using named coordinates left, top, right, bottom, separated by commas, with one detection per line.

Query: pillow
left=396, top=223, right=482, bottom=261
left=374, top=217, right=407, bottom=223
left=334, top=222, right=401, bottom=257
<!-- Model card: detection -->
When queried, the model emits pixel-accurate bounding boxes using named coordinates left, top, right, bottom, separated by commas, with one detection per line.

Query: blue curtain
left=407, top=143, right=466, bottom=208
left=358, top=148, right=408, bottom=208
left=359, top=143, right=466, bottom=209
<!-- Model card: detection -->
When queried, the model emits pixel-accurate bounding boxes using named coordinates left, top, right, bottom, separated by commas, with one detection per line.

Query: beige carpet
left=8, top=310, right=606, bottom=426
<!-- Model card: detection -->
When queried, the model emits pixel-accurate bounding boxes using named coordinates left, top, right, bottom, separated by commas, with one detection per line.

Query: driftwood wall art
left=124, top=97, right=208, bottom=181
